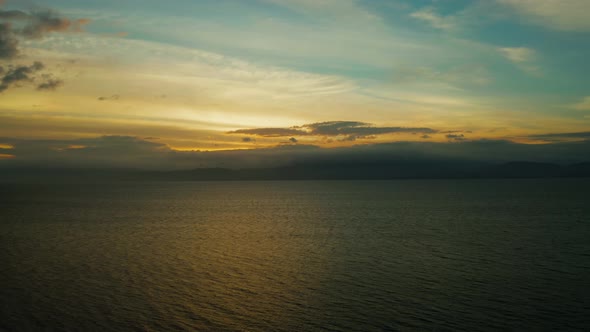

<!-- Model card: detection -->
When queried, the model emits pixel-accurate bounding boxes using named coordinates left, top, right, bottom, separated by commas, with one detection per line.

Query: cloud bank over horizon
left=1, top=134, right=589, bottom=171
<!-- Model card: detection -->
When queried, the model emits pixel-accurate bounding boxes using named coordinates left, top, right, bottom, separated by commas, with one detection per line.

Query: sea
left=1, top=179, right=589, bottom=331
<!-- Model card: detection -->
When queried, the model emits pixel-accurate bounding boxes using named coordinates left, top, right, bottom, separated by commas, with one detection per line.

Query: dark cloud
left=0, top=8, right=87, bottom=58
left=228, top=121, right=438, bottom=139
left=242, top=137, right=255, bottom=142
left=306, top=121, right=437, bottom=136
left=0, top=61, right=44, bottom=92
left=37, top=78, right=63, bottom=91
left=0, top=23, right=18, bottom=59
left=302, top=121, right=364, bottom=135
left=339, top=134, right=377, bottom=142
left=341, top=135, right=358, bottom=142
left=446, top=134, right=466, bottom=141
left=528, top=131, right=590, bottom=141
left=0, top=136, right=171, bottom=169
left=12, top=10, right=89, bottom=39
left=441, top=130, right=471, bottom=134
left=421, top=135, right=431, bottom=139
left=0, top=10, right=29, bottom=20
left=98, top=94, right=121, bottom=101
left=289, top=137, right=298, bottom=143
left=0, top=5, right=89, bottom=92
left=228, top=127, right=308, bottom=137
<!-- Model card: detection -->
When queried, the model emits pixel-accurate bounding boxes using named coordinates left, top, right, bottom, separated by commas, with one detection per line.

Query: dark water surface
left=1, top=179, right=589, bottom=331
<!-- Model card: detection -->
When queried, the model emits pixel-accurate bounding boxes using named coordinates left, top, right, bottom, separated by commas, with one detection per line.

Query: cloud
left=84, top=0, right=443, bottom=74
left=37, top=78, right=63, bottom=91
left=2, top=9, right=90, bottom=39
left=2, top=135, right=590, bottom=171
left=229, top=121, right=438, bottom=139
left=0, top=135, right=172, bottom=169
left=0, top=8, right=88, bottom=57
left=497, top=47, right=540, bottom=75
left=391, top=64, right=492, bottom=87
left=410, top=7, right=455, bottom=31
left=306, top=121, right=437, bottom=136
left=496, top=0, right=590, bottom=31
left=14, top=9, right=506, bottom=133
left=421, top=135, right=431, bottom=139
left=0, top=61, right=44, bottom=92
left=446, top=134, right=467, bottom=141
left=498, top=47, right=535, bottom=63
left=0, top=10, right=29, bottom=20
left=289, top=137, right=298, bottom=143
left=0, top=22, right=18, bottom=59
left=242, top=137, right=255, bottom=143
left=98, top=94, right=121, bottom=101
left=228, top=127, right=308, bottom=137
left=0, top=61, right=63, bottom=93
left=527, top=131, right=590, bottom=142
left=441, top=130, right=471, bottom=134
left=571, top=96, right=590, bottom=111
left=0, top=5, right=88, bottom=92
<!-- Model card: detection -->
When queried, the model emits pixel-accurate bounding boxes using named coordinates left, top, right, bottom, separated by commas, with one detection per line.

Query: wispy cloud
left=571, top=96, right=590, bottom=111
left=498, top=47, right=535, bottom=63
left=391, top=64, right=492, bottom=88
left=496, top=0, right=590, bottom=31
left=37, top=78, right=63, bottom=91
left=410, top=7, right=455, bottom=31
left=261, top=0, right=379, bottom=22
left=497, top=47, right=541, bottom=75
left=446, top=133, right=467, bottom=141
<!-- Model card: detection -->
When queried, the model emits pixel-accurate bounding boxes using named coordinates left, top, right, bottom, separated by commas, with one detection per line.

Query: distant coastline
left=2, top=161, right=590, bottom=182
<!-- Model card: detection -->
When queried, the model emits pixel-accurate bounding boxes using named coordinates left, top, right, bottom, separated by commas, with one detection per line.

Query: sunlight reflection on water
left=1, top=179, right=589, bottom=331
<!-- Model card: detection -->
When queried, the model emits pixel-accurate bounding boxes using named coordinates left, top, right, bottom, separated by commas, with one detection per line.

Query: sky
left=1, top=0, right=589, bottom=169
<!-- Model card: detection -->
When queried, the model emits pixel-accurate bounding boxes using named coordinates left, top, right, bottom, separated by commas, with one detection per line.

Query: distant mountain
left=476, top=161, right=564, bottom=178
left=564, top=162, right=590, bottom=177
left=2, top=161, right=590, bottom=182
left=140, top=160, right=590, bottom=181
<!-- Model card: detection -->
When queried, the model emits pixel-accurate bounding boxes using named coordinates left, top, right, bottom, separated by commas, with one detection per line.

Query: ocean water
left=1, top=179, right=589, bottom=331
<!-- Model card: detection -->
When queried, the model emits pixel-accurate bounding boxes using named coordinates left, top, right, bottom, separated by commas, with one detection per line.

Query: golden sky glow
left=1, top=0, right=589, bottom=168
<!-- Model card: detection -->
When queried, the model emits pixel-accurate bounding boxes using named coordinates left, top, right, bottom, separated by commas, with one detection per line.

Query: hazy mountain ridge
left=2, top=161, right=590, bottom=182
